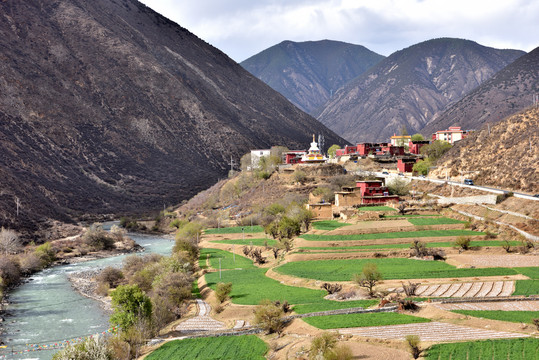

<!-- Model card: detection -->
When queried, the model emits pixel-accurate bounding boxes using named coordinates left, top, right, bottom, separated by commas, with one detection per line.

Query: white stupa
left=301, top=135, right=327, bottom=163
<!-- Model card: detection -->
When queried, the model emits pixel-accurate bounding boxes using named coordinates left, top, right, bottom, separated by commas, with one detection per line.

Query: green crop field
left=199, top=248, right=255, bottom=270
left=205, top=225, right=264, bottom=234
left=146, top=335, right=267, bottom=360
left=515, top=267, right=539, bottom=279
left=312, top=220, right=352, bottom=230
left=425, top=337, right=539, bottom=360
left=275, top=258, right=518, bottom=282
left=452, top=310, right=539, bottom=324
left=302, top=312, right=430, bottom=329
left=298, top=240, right=520, bottom=251
left=301, top=229, right=484, bottom=241
left=383, top=214, right=441, bottom=218
left=513, top=280, right=539, bottom=296
left=407, top=217, right=465, bottom=226
left=293, top=300, right=378, bottom=314
left=357, top=206, right=397, bottom=211
left=210, top=238, right=277, bottom=246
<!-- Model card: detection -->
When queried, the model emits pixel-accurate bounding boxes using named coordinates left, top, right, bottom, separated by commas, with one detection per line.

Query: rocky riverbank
left=68, top=269, right=112, bottom=312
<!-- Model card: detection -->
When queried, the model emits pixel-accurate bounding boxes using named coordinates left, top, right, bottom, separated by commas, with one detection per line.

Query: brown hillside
left=431, top=107, right=539, bottom=193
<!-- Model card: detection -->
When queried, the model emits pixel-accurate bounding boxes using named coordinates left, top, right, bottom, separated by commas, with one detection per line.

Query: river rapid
left=0, top=231, right=174, bottom=360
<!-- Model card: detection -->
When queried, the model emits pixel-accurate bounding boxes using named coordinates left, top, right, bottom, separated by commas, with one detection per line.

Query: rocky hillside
left=317, top=38, right=525, bottom=143
left=0, top=0, right=344, bottom=238
left=241, top=40, right=384, bottom=115
left=431, top=107, right=539, bottom=193
left=423, top=46, right=539, bottom=135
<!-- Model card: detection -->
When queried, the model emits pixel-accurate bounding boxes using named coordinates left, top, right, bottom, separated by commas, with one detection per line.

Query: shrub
left=533, top=318, right=539, bottom=331
left=215, top=282, right=233, bottom=303
left=52, top=335, right=111, bottom=360
left=250, top=248, right=267, bottom=264
left=502, top=240, right=512, bottom=253
left=17, top=253, right=44, bottom=274
left=405, top=335, right=422, bottom=359
left=322, top=283, right=343, bottom=295
left=399, top=299, right=419, bottom=311
left=34, top=242, right=56, bottom=267
left=387, top=177, right=409, bottom=196
left=402, top=282, right=420, bottom=297
left=98, top=267, right=124, bottom=288
left=0, top=257, right=21, bottom=288
left=455, top=236, right=471, bottom=250
left=152, top=271, right=193, bottom=314
left=293, top=170, right=307, bottom=184
left=309, top=332, right=337, bottom=360
left=82, top=224, right=115, bottom=251
left=253, top=299, right=286, bottom=334
left=0, top=227, right=21, bottom=255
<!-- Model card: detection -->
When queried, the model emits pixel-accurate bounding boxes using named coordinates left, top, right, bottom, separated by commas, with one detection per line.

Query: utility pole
left=15, top=197, right=20, bottom=217
left=228, top=156, right=235, bottom=172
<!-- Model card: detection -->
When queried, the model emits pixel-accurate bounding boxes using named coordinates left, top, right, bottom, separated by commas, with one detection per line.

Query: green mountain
left=241, top=40, right=384, bottom=115
left=317, top=38, right=525, bottom=143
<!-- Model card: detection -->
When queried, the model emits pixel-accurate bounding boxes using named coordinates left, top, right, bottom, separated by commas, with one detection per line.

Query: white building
left=250, top=149, right=271, bottom=169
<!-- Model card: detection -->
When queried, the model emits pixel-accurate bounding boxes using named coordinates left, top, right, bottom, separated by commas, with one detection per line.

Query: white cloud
left=139, top=0, right=539, bottom=61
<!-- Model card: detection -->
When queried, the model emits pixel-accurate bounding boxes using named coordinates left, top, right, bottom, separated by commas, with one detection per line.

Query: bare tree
left=0, top=227, right=21, bottom=255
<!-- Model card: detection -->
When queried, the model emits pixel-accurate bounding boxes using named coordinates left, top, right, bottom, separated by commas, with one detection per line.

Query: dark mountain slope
left=317, top=38, right=525, bottom=143
left=241, top=40, right=384, bottom=115
left=0, top=0, right=344, bottom=238
left=423, top=46, right=539, bottom=135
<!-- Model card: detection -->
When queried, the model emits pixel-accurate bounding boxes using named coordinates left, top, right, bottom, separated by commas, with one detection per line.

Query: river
left=0, top=231, right=174, bottom=360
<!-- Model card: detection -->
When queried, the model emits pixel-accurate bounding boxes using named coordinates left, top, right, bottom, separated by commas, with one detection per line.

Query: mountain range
left=0, top=0, right=344, bottom=238
left=422, top=46, right=539, bottom=135
left=241, top=40, right=384, bottom=115
left=316, top=38, right=525, bottom=143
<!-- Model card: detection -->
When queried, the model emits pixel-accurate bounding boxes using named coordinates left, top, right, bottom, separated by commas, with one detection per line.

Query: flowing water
left=0, top=231, right=174, bottom=360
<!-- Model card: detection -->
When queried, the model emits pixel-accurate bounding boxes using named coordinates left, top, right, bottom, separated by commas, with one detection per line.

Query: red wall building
left=408, top=140, right=429, bottom=155
left=397, top=158, right=416, bottom=173
left=355, top=180, right=399, bottom=204
left=285, top=151, right=306, bottom=164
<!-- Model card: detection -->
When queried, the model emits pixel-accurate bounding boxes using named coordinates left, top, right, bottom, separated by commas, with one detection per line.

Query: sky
left=138, top=0, right=539, bottom=62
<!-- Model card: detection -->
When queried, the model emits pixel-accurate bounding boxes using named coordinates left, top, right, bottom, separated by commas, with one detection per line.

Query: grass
left=452, top=310, right=539, bottom=324
left=199, top=248, right=255, bottom=270
left=210, top=238, right=278, bottom=246
left=192, top=281, right=202, bottom=299
left=425, top=337, right=539, bottom=359
left=312, top=220, right=352, bottom=230
left=383, top=214, right=441, bottom=218
left=293, top=300, right=378, bottom=314
left=357, top=206, right=397, bottom=211
left=204, top=225, right=264, bottom=234
left=302, top=312, right=430, bottom=329
left=205, top=267, right=327, bottom=305
left=300, top=229, right=485, bottom=241
left=298, top=240, right=520, bottom=251
left=513, top=280, right=539, bottom=296
left=145, top=335, right=267, bottom=360
left=275, top=258, right=518, bottom=282
left=407, top=217, right=465, bottom=226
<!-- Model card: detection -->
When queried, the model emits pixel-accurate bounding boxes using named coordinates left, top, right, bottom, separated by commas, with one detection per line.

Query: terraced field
left=415, top=281, right=514, bottom=298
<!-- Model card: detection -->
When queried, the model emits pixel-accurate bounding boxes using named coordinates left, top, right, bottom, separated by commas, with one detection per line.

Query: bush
left=52, top=335, right=111, bottom=360
left=0, top=227, right=21, bottom=255
left=110, top=284, right=152, bottom=331
left=402, top=282, right=420, bottom=297
left=0, top=257, right=21, bottom=288
left=455, top=236, right=471, bottom=250
left=82, top=225, right=115, bottom=251
left=405, top=335, right=422, bottom=359
left=18, top=253, right=44, bottom=274
left=387, top=177, right=409, bottom=196
left=253, top=299, right=286, bottom=334
left=215, top=282, right=233, bottom=303
left=98, top=267, right=124, bottom=288
left=322, top=283, right=343, bottom=295
left=34, top=242, right=56, bottom=266
left=293, top=170, right=307, bottom=184
left=309, top=332, right=337, bottom=360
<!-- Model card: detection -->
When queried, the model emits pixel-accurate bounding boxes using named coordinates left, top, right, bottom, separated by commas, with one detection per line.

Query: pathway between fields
left=334, top=322, right=528, bottom=342
left=175, top=299, right=226, bottom=333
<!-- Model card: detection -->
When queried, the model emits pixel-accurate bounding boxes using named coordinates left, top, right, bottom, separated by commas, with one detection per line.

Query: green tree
left=412, top=158, right=432, bottom=175
left=327, top=144, right=341, bottom=158
left=420, top=140, right=452, bottom=161
left=411, top=133, right=425, bottom=141
left=353, top=263, right=382, bottom=297
left=253, top=299, right=286, bottom=334
left=34, top=242, right=56, bottom=267
left=240, top=152, right=252, bottom=171
left=215, top=282, right=233, bottom=303
left=277, top=216, right=301, bottom=240
left=110, top=284, right=152, bottom=331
